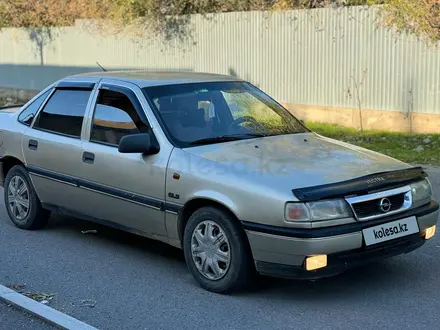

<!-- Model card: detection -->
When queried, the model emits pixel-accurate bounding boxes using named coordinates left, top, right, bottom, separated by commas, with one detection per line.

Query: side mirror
left=118, top=133, right=159, bottom=155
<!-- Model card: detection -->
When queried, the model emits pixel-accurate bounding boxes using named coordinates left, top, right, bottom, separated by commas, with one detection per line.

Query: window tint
left=90, top=90, right=148, bottom=146
left=34, top=89, right=91, bottom=138
left=18, top=89, right=52, bottom=126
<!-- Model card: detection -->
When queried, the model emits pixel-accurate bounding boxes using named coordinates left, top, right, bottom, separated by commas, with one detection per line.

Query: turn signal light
left=305, top=255, right=327, bottom=271
left=425, top=225, right=436, bottom=240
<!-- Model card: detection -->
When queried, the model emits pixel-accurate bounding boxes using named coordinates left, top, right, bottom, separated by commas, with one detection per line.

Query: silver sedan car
left=0, top=71, right=438, bottom=293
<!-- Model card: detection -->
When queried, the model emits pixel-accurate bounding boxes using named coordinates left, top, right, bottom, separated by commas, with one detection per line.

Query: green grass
left=307, top=122, right=440, bottom=166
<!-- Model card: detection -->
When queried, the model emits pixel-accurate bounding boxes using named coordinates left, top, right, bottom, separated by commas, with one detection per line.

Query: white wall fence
left=0, top=6, right=439, bottom=117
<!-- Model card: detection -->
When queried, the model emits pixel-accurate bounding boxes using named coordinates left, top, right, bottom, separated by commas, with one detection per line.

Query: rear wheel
left=4, top=165, right=50, bottom=230
left=183, top=206, right=254, bottom=293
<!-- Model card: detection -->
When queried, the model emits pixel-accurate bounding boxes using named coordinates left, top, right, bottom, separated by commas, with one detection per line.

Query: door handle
left=82, top=152, right=95, bottom=164
left=28, top=140, right=38, bottom=150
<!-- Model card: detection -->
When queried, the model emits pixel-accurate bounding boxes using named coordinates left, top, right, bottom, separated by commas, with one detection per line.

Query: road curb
left=0, top=284, right=98, bottom=330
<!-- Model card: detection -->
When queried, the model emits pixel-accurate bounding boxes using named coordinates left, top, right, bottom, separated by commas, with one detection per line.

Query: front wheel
left=183, top=206, right=254, bottom=293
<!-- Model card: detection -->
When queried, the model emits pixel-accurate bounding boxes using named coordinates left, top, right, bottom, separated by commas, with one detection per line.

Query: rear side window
left=18, top=89, right=52, bottom=126
left=34, top=89, right=92, bottom=138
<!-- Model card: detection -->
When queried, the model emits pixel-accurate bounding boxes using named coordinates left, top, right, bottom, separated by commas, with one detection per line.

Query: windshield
left=143, top=81, right=309, bottom=147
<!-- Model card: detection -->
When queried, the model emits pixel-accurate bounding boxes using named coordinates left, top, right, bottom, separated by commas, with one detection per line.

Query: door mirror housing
left=118, top=133, right=159, bottom=155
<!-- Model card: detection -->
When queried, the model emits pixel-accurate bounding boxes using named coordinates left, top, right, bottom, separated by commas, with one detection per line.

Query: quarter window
left=90, top=90, right=149, bottom=146
left=18, top=89, right=52, bottom=126
left=34, top=89, right=91, bottom=138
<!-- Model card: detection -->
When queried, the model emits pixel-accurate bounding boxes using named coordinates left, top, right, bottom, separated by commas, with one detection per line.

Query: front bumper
left=243, top=201, right=439, bottom=279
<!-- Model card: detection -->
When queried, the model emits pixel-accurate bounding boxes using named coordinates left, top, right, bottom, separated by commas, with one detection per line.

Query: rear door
left=22, top=82, right=96, bottom=211
left=76, top=81, right=171, bottom=241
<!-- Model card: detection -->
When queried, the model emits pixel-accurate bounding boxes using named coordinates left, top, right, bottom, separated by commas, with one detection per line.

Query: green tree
left=371, top=0, right=439, bottom=42
left=0, top=0, right=109, bottom=28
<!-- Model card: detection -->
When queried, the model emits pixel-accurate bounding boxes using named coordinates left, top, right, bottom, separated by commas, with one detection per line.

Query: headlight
left=410, top=179, right=432, bottom=203
left=285, top=200, right=352, bottom=222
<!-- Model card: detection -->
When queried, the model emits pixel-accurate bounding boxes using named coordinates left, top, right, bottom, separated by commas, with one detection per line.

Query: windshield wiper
left=188, top=133, right=266, bottom=146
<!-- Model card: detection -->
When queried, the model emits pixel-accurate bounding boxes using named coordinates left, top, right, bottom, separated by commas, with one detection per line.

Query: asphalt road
left=1, top=166, right=440, bottom=330
left=0, top=302, right=54, bottom=329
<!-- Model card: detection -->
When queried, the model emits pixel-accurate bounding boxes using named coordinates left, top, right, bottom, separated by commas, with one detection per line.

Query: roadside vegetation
left=0, top=97, right=15, bottom=106
left=308, top=122, right=440, bottom=166
left=0, top=97, right=14, bottom=107
left=0, top=97, right=27, bottom=107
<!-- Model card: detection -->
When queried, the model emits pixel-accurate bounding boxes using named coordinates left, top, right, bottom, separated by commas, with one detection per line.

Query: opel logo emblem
left=379, top=198, right=392, bottom=213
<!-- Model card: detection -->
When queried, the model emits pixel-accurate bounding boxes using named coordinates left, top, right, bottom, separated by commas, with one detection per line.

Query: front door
left=77, top=83, right=170, bottom=241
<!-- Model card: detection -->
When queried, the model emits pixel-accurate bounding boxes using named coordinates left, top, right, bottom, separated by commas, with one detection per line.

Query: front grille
left=351, top=193, right=406, bottom=219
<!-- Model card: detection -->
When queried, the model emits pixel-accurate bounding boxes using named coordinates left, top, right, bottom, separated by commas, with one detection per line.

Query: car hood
left=183, top=133, right=411, bottom=192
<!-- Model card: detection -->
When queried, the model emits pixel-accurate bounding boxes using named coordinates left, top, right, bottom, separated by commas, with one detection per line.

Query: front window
left=90, top=89, right=149, bottom=146
left=143, top=82, right=308, bottom=147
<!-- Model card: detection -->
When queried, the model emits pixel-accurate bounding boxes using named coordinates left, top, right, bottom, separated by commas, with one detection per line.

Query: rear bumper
left=244, top=201, right=439, bottom=279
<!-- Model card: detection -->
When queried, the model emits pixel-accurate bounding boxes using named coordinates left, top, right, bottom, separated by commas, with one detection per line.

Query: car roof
left=66, top=70, right=242, bottom=88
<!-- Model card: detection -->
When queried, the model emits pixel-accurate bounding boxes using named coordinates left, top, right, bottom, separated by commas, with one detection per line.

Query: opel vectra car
left=0, top=71, right=438, bottom=293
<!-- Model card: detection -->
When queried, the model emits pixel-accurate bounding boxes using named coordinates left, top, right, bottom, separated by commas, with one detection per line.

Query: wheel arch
left=0, top=156, right=25, bottom=187
left=177, top=196, right=242, bottom=245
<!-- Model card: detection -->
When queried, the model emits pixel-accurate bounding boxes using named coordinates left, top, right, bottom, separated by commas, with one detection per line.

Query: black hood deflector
left=292, top=166, right=427, bottom=202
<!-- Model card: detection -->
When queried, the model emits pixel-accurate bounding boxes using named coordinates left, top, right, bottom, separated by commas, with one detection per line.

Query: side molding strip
left=26, top=165, right=182, bottom=213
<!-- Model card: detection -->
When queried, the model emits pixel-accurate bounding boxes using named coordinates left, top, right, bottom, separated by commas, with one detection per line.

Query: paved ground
left=0, top=166, right=440, bottom=330
left=0, top=302, right=54, bottom=329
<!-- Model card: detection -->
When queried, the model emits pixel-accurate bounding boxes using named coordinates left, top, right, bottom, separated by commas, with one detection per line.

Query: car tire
left=4, top=165, right=50, bottom=230
left=183, top=206, right=254, bottom=293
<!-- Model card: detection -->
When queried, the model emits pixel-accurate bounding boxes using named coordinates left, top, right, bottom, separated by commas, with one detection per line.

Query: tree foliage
left=371, top=0, right=440, bottom=42
left=0, top=0, right=109, bottom=28
left=0, top=0, right=438, bottom=41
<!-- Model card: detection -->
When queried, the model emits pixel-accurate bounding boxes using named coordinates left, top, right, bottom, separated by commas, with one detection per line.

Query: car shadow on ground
left=46, top=214, right=185, bottom=262
left=246, top=260, right=403, bottom=298
left=46, top=213, right=416, bottom=299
